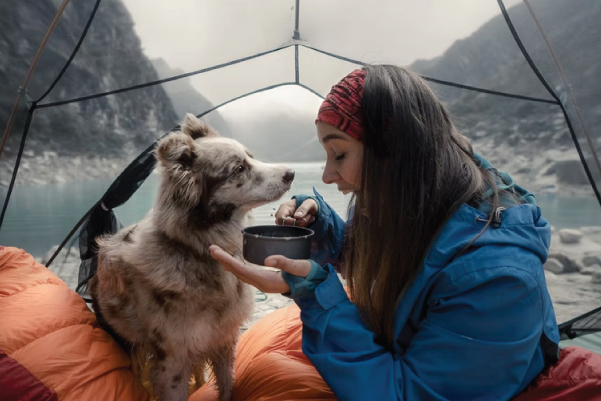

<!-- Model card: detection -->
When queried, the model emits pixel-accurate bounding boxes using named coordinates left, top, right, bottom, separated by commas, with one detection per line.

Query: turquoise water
left=0, top=163, right=350, bottom=257
left=1, top=162, right=600, bottom=257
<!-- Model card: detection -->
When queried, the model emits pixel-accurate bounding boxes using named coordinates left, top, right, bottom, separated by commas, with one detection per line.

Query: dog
left=88, top=113, right=295, bottom=401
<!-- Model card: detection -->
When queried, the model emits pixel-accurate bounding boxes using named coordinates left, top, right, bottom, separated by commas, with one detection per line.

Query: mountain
left=223, top=109, right=326, bottom=163
left=150, top=58, right=233, bottom=137
left=0, top=0, right=179, bottom=185
left=1, top=0, right=598, bottom=190
left=409, top=0, right=601, bottom=191
left=149, top=58, right=325, bottom=162
left=410, top=0, right=601, bottom=144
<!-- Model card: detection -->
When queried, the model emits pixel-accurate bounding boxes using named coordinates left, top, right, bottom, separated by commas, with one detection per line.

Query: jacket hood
left=423, top=152, right=551, bottom=267
left=425, top=202, right=551, bottom=268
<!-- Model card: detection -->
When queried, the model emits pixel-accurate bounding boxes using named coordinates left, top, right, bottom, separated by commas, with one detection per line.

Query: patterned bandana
left=315, top=68, right=366, bottom=142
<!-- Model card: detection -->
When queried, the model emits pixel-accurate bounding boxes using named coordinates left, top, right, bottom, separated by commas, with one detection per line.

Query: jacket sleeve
left=292, top=188, right=347, bottom=267
left=296, top=264, right=545, bottom=401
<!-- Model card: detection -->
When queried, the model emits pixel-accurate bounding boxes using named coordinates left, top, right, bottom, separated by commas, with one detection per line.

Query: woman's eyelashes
left=335, top=153, right=346, bottom=161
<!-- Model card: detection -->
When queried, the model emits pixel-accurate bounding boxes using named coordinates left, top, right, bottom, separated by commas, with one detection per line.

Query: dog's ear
left=181, top=113, right=219, bottom=139
left=156, top=132, right=197, bottom=170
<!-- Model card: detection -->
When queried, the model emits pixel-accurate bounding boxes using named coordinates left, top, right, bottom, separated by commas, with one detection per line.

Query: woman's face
left=316, top=121, right=363, bottom=194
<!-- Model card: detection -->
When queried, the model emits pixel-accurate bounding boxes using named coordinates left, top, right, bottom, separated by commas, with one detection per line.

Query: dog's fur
left=88, top=114, right=294, bottom=401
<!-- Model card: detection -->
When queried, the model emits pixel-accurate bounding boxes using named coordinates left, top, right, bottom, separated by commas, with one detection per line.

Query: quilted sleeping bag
left=0, top=246, right=149, bottom=401
left=2, top=245, right=600, bottom=401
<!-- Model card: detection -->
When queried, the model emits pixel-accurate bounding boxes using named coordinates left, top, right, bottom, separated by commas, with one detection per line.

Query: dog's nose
left=283, top=170, right=295, bottom=183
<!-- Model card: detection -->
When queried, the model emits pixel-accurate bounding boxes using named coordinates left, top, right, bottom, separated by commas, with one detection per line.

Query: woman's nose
left=322, top=163, right=337, bottom=184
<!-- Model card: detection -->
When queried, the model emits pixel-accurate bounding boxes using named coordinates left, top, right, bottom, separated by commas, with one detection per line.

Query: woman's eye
left=234, top=165, right=245, bottom=175
left=335, top=153, right=346, bottom=161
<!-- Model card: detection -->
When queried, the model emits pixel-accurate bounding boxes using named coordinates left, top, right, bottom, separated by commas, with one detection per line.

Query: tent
left=0, top=0, right=600, bottom=354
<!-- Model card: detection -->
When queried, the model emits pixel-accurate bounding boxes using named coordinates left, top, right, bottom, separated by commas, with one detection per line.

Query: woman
left=209, top=65, right=559, bottom=400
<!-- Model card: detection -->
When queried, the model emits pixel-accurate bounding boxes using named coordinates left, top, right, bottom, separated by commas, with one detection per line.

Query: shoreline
left=37, top=224, right=601, bottom=325
left=0, top=154, right=133, bottom=187
left=1, top=158, right=598, bottom=200
left=2, top=146, right=598, bottom=201
left=35, top=248, right=294, bottom=330
left=0, top=154, right=330, bottom=188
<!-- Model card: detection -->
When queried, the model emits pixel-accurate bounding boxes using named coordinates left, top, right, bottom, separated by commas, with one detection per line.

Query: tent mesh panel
left=0, top=0, right=599, bottom=336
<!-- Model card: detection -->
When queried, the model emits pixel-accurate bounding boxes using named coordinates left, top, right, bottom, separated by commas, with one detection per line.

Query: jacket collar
left=425, top=203, right=551, bottom=269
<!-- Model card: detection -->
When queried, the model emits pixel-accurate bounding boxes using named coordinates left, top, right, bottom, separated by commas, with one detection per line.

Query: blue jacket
left=287, top=186, right=559, bottom=400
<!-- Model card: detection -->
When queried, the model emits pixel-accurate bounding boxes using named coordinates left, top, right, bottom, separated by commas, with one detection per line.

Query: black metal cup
left=242, top=225, right=314, bottom=265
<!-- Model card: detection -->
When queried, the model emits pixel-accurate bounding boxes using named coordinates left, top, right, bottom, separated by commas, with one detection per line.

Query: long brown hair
left=344, top=65, right=505, bottom=349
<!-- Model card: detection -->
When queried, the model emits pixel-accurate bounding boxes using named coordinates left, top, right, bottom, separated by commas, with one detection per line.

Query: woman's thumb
left=294, top=199, right=317, bottom=219
left=265, top=256, right=311, bottom=277
left=294, top=208, right=306, bottom=218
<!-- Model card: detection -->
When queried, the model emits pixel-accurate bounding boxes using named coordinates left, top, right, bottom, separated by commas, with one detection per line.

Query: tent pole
left=0, top=0, right=71, bottom=162
left=497, top=0, right=601, bottom=206
left=523, top=0, right=601, bottom=186
left=293, top=0, right=300, bottom=40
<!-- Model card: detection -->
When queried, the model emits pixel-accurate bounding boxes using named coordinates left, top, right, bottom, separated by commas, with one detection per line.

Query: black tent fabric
left=1, top=0, right=600, bottom=339
left=560, top=306, right=601, bottom=340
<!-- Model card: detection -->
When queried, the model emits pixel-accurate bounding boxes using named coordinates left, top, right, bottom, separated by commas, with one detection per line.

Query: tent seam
left=0, top=105, right=37, bottom=230
left=301, top=44, right=558, bottom=105
left=497, top=0, right=601, bottom=207
left=36, top=0, right=102, bottom=103
left=36, top=46, right=294, bottom=109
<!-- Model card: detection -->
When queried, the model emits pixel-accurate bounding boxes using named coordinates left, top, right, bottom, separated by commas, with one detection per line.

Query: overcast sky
left=124, top=0, right=511, bottom=71
left=120, top=0, right=516, bottom=142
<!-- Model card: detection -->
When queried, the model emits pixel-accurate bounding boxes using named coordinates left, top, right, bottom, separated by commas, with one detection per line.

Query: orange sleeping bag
left=4, top=245, right=599, bottom=401
left=189, top=295, right=601, bottom=401
left=190, top=303, right=336, bottom=401
left=0, top=246, right=149, bottom=401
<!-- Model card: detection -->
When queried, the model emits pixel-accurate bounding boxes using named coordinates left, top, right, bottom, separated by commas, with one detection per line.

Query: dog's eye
left=234, top=165, right=245, bottom=175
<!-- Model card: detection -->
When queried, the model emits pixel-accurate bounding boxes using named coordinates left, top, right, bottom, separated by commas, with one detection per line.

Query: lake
left=1, top=162, right=600, bottom=257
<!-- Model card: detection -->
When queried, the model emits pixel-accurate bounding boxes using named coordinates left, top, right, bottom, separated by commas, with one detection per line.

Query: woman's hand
left=209, top=245, right=312, bottom=293
left=275, top=198, right=318, bottom=227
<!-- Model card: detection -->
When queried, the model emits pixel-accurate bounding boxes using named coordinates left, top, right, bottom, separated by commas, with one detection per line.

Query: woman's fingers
left=209, top=245, right=290, bottom=293
left=275, top=198, right=318, bottom=227
left=208, top=245, right=313, bottom=292
left=275, top=200, right=296, bottom=225
left=290, top=215, right=315, bottom=227
left=248, top=269, right=290, bottom=294
left=294, top=199, right=318, bottom=219
left=264, top=255, right=312, bottom=278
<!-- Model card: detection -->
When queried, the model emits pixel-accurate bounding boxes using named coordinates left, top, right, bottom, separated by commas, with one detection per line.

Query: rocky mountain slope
left=0, top=0, right=178, bottom=185
left=1, top=0, right=599, bottom=192
left=150, top=57, right=233, bottom=137
left=410, top=0, right=601, bottom=193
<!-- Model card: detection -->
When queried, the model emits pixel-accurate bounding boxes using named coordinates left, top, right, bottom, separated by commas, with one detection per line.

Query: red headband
left=315, top=68, right=366, bottom=142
